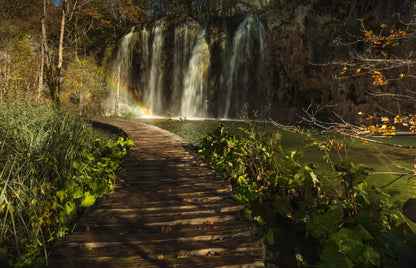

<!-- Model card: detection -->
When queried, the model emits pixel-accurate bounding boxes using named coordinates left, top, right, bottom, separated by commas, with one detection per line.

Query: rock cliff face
left=261, top=0, right=416, bottom=122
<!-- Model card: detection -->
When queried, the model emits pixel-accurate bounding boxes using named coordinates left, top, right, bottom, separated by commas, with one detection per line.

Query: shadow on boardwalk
left=46, top=118, right=265, bottom=267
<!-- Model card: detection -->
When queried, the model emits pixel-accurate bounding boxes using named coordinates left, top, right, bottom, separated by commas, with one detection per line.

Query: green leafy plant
left=198, top=123, right=416, bottom=267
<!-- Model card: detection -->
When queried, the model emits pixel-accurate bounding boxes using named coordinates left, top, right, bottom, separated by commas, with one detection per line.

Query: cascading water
left=173, top=21, right=199, bottom=113
left=106, top=16, right=266, bottom=119
left=140, top=28, right=150, bottom=99
left=145, top=20, right=165, bottom=115
left=180, top=27, right=210, bottom=118
left=221, top=15, right=265, bottom=118
left=106, top=29, right=134, bottom=116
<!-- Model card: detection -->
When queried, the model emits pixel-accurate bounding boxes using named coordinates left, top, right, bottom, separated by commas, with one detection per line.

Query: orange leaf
left=398, top=30, right=406, bottom=36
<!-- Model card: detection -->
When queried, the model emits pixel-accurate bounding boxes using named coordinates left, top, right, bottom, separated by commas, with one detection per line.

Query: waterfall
left=221, top=16, right=265, bottom=119
left=173, top=20, right=199, bottom=114
left=140, top=27, right=150, bottom=98
left=106, top=29, right=134, bottom=116
left=180, top=27, right=210, bottom=118
left=106, top=16, right=266, bottom=119
left=144, top=20, right=165, bottom=115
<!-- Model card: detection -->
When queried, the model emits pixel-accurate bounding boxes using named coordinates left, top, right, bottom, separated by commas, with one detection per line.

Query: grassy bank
left=0, top=102, right=133, bottom=267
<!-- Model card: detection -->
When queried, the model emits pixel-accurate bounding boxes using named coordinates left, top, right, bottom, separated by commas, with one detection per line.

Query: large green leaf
left=320, top=240, right=354, bottom=268
left=80, top=192, right=96, bottom=208
left=307, top=208, right=343, bottom=241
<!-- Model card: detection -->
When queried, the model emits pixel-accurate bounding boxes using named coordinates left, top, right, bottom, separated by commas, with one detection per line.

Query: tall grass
left=0, top=102, right=131, bottom=266
left=0, top=102, right=93, bottom=265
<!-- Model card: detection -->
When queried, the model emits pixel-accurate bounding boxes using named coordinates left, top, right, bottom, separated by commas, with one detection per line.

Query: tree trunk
left=38, top=39, right=45, bottom=100
left=41, top=0, right=50, bottom=67
left=58, top=0, right=66, bottom=70
left=41, top=0, right=66, bottom=107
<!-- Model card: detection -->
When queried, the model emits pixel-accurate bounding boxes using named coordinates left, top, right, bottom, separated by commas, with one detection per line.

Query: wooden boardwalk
left=47, top=118, right=265, bottom=267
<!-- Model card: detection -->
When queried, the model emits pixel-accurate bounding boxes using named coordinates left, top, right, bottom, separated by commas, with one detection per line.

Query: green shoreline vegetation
left=0, top=102, right=133, bottom=267
left=197, top=123, right=416, bottom=267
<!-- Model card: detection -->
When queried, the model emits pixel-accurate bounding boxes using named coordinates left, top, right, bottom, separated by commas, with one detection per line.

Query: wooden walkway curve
left=47, top=118, right=265, bottom=267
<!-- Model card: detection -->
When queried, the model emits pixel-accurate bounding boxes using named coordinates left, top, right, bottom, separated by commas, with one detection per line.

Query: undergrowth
left=0, top=102, right=133, bottom=267
left=198, top=123, right=416, bottom=267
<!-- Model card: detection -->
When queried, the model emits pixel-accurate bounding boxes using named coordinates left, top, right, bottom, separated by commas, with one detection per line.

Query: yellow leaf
left=381, top=117, right=390, bottom=123
left=0, top=204, right=5, bottom=212
left=356, top=68, right=361, bottom=74
left=394, top=115, right=403, bottom=123
left=380, top=24, right=387, bottom=28
left=399, top=73, right=404, bottom=78
left=382, top=41, right=391, bottom=48
left=364, top=30, right=373, bottom=37
left=380, top=51, right=387, bottom=57
left=360, top=139, right=369, bottom=144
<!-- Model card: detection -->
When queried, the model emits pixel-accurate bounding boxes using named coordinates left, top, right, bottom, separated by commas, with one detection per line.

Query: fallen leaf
left=177, top=250, right=189, bottom=258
